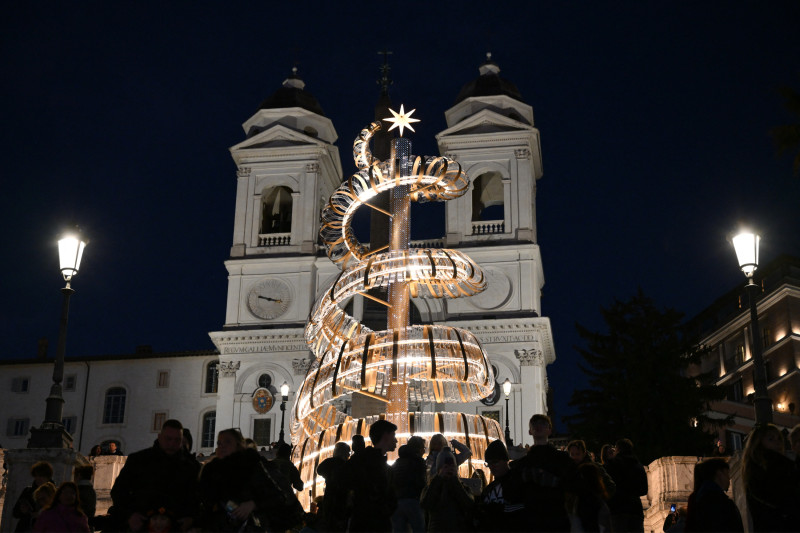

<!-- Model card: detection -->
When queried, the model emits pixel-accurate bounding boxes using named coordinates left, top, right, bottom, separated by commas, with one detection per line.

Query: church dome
left=454, top=53, right=524, bottom=104
left=257, top=67, right=326, bottom=116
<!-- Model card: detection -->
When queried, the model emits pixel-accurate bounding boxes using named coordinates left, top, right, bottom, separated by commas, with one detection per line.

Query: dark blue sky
left=2, top=1, right=799, bottom=428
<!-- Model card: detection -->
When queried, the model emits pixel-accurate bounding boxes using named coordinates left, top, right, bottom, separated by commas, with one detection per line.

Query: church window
left=201, top=411, right=216, bottom=448
left=258, top=373, right=272, bottom=389
left=471, top=171, right=505, bottom=234
left=103, top=387, right=126, bottom=424
left=205, top=362, right=219, bottom=394
left=260, top=186, right=293, bottom=235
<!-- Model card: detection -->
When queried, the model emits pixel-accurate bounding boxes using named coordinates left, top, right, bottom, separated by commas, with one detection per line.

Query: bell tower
left=222, top=69, right=343, bottom=328
left=209, top=70, right=342, bottom=440
left=435, top=55, right=555, bottom=440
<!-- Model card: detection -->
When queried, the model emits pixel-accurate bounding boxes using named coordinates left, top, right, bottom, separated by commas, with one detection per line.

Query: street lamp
left=29, top=231, right=88, bottom=449
left=279, top=381, right=290, bottom=444
left=502, top=378, right=512, bottom=445
left=731, top=230, right=772, bottom=425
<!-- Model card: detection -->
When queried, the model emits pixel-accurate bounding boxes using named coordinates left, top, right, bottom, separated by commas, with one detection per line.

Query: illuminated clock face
left=247, top=278, right=292, bottom=320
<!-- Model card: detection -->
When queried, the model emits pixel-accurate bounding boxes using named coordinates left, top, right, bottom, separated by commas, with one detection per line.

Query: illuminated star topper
left=383, top=104, right=420, bottom=136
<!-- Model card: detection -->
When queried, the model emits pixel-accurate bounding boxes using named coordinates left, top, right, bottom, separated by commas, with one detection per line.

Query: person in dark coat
left=742, top=423, right=800, bottom=532
left=511, top=414, right=576, bottom=532
left=391, top=435, right=427, bottom=533
left=73, top=464, right=96, bottom=526
left=316, top=441, right=351, bottom=533
left=420, top=449, right=474, bottom=532
left=605, top=438, right=648, bottom=533
left=475, top=439, right=526, bottom=532
left=346, top=420, right=398, bottom=532
left=684, top=458, right=743, bottom=533
left=12, top=460, right=54, bottom=532
left=199, top=428, right=299, bottom=533
left=109, top=419, right=200, bottom=531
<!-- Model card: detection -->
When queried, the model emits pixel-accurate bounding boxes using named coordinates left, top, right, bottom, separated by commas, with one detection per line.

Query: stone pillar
left=1, top=448, right=80, bottom=532
left=515, top=347, right=546, bottom=442
left=215, top=360, right=240, bottom=433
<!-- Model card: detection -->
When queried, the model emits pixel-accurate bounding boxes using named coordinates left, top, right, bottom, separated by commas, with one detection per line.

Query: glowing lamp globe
left=732, top=232, right=760, bottom=278
left=281, top=381, right=290, bottom=401
left=502, top=378, right=512, bottom=397
left=58, top=234, right=87, bottom=282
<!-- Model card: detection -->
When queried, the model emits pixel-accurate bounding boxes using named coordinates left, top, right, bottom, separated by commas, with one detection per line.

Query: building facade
left=1, top=58, right=556, bottom=457
left=687, top=255, right=800, bottom=450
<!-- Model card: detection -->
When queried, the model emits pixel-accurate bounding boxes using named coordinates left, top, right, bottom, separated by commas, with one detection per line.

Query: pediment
left=230, top=124, right=326, bottom=152
left=437, top=108, right=533, bottom=139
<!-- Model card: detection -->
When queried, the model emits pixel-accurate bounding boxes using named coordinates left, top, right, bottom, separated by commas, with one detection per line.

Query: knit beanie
left=484, top=440, right=509, bottom=463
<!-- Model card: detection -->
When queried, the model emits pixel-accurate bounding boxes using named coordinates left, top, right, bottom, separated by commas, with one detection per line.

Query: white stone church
left=1, top=57, right=555, bottom=458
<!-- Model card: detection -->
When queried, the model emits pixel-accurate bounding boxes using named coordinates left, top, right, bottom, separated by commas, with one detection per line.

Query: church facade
left=1, top=58, right=556, bottom=457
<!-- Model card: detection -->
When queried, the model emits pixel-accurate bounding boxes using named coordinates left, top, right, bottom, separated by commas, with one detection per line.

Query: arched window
left=103, top=387, right=126, bottom=424
left=201, top=411, right=216, bottom=448
left=258, top=373, right=272, bottom=389
left=205, top=361, right=219, bottom=394
left=260, top=186, right=293, bottom=234
left=471, top=172, right=504, bottom=233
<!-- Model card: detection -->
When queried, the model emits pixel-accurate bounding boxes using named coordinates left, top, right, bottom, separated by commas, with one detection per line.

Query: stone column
left=1, top=448, right=80, bottom=531
left=215, top=360, right=240, bottom=433
left=515, top=347, right=546, bottom=442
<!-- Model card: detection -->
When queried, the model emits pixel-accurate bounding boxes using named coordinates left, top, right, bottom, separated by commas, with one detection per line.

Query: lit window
left=157, top=371, right=170, bottom=388
left=205, top=362, right=219, bottom=394
left=201, top=411, right=216, bottom=448
left=103, top=387, right=126, bottom=424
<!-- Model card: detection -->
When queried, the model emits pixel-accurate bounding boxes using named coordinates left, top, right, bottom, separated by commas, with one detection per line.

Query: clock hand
left=258, top=296, right=282, bottom=303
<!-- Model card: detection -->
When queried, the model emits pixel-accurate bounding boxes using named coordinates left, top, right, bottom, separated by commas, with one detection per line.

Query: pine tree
left=566, top=289, right=729, bottom=464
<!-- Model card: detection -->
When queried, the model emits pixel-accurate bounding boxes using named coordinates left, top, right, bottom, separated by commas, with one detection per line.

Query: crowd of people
left=10, top=417, right=800, bottom=533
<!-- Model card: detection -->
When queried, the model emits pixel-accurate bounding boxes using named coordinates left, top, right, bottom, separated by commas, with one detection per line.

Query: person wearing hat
left=475, top=440, right=526, bottom=532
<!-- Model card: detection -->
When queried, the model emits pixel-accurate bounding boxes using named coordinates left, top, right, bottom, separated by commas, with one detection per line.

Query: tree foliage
left=565, top=289, right=729, bottom=464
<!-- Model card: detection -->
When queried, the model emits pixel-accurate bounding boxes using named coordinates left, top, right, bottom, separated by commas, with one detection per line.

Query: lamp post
left=278, top=381, right=290, bottom=444
left=29, top=232, right=87, bottom=449
left=731, top=231, right=773, bottom=425
left=503, top=378, right=512, bottom=445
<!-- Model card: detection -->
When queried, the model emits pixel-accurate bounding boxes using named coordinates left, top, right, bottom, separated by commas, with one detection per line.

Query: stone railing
left=471, top=220, right=505, bottom=235
left=258, top=232, right=291, bottom=247
left=409, top=238, right=445, bottom=248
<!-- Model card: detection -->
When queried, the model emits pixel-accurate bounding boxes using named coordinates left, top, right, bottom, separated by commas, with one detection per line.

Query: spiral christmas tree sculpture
left=291, top=107, right=503, bottom=498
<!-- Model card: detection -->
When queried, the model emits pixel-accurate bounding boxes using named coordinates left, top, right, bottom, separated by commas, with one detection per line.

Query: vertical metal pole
left=386, top=137, right=411, bottom=422
left=746, top=282, right=773, bottom=424
left=279, top=398, right=288, bottom=443
left=43, top=285, right=74, bottom=425
left=504, top=395, right=512, bottom=444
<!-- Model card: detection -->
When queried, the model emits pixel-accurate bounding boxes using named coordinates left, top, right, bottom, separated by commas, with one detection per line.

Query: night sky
left=3, top=1, right=799, bottom=428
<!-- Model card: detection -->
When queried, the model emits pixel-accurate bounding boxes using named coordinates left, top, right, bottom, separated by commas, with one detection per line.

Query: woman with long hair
left=741, top=423, right=800, bottom=532
left=32, top=481, right=90, bottom=533
left=198, top=428, right=299, bottom=532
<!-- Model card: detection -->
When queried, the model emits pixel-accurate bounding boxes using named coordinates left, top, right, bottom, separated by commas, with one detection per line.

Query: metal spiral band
left=292, top=120, right=503, bottom=499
